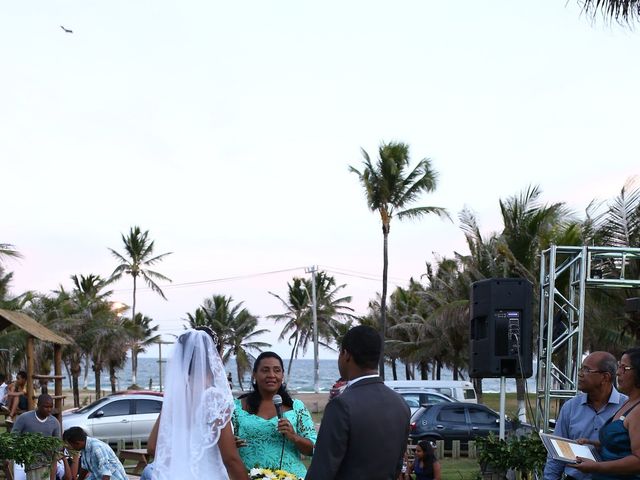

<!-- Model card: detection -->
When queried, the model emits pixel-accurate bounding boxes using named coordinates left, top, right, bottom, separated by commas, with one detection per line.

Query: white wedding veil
left=152, top=328, right=234, bottom=480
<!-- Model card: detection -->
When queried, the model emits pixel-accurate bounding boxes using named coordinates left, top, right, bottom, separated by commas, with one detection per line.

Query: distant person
left=6, top=370, right=28, bottom=424
left=408, top=440, right=441, bottom=480
left=543, top=351, right=626, bottom=480
left=232, top=351, right=317, bottom=479
left=573, top=347, right=640, bottom=479
left=0, top=373, right=9, bottom=410
left=306, top=325, right=411, bottom=479
left=142, top=327, right=248, bottom=480
left=63, top=426, right=127, bottom=480
left=12, top=394, right=70, bottom=480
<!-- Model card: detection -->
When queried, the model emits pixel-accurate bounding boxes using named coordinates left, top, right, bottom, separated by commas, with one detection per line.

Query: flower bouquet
left=249, top=467, right=299, bottom=480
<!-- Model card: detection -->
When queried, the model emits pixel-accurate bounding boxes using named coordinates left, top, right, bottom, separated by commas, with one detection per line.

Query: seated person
left=6, top=370, right=28, bottom=423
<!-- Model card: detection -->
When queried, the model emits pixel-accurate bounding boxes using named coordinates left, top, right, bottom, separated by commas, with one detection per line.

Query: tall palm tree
left=185, top=294, right=270, bottom=390
left=109, top=226, right=172, bottom=384
left=123, top=313, right=160, bottom=388
left=350, top=141, right=449, bottom=378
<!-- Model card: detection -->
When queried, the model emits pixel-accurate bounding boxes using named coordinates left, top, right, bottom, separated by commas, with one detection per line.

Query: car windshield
left=74, top=396, right=113, bottom=414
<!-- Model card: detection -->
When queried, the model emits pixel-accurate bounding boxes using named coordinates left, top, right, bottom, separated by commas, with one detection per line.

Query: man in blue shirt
left=543, top=351, right=627, bottom=480
left=63, top=427, right=127, bottom=480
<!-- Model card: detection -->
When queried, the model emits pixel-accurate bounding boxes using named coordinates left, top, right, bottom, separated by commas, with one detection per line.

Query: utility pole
left=305, top=265, right=320, bottom=394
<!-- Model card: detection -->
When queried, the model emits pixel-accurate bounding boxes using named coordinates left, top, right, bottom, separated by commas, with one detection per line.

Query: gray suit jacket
left=306, top=376, right=410, bottom=480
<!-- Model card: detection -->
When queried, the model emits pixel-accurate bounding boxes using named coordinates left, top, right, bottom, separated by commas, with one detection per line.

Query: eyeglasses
left=578, top=366, right=606, bottom=374
left=617, top=362, right=635, bottom=372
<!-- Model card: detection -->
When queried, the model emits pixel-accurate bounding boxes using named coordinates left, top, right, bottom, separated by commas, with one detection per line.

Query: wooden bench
left=118, top=449, right=149, bottom=475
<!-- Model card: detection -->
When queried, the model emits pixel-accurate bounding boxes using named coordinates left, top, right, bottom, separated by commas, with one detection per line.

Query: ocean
left=61, top=357, right=537, bottom=394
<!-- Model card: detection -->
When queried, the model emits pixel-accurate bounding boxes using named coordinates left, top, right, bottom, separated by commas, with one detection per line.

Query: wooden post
left=468, top=440, right=477, bottom=459
left=26, top=336, right=35, bottom=411
left=452, top=440, right=461, bottom=459
left=54, top=344, right=63, bottom=424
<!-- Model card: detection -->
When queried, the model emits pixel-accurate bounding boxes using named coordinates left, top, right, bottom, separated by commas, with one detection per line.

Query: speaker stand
left=499, top=376, right=506, bottom=440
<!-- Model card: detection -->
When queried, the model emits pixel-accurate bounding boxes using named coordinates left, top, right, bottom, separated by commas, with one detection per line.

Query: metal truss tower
left=536, top=245, right=640, bottom=432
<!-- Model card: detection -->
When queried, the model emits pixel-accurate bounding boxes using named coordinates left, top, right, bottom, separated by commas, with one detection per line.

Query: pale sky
left=2, top=1, right=638, bottom=360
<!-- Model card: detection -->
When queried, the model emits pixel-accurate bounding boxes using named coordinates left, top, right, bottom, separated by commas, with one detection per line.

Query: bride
left=144, top=327, right=249, bottom=480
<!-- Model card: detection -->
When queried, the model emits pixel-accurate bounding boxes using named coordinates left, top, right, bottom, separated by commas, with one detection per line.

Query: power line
left=319, top=265, right=407, bottom=284
left=111, top=266, right=307, bottom=293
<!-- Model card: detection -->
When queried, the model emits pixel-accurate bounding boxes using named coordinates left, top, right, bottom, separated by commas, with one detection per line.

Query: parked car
left=394, top=389, right=455, bottom=414
left=385, top=380, right=478, bottom=403
left=62, top=391, right=163, bottom=444
left=408, top=402, right=514, bottom=448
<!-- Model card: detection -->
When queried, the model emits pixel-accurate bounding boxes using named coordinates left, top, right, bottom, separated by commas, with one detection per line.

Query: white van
left=385, top=380, right=478, bottom=403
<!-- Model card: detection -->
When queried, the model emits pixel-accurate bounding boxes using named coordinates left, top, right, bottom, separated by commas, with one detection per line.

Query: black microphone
left=273, top=394, right=285, bottom=470
left=273, top=394, right=283, bottom=419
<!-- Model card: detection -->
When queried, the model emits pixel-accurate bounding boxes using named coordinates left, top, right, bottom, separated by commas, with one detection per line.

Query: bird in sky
left=60, top=26, right=73, bottom=33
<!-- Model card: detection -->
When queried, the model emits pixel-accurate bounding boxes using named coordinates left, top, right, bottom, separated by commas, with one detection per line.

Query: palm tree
left=269, top=272, right=353, bottom=377
left=109, top=226, right=172, bottom=385
left=350, top=141, right=449, bottom=378
left=123, top=313, right=160, bottom=389
left=583, top=0, right=640, bottom=22
left=0, top=243, right=22, bottom=264
left=185, top=294, right=270, bottom=390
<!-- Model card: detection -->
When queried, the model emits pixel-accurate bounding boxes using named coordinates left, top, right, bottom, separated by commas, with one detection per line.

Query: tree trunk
left=72, top=374, right=80, bottom=408
left=236, top=363, right=244, bottom=391
left=473, top=377, right=484, bottom=405
left=391, top=358, right=398, bottom=380
left=419, top=360, right=428, bottom=379
left=287, top=335, right=299, bottom=378
left=71, top=360, right=81, bottom=408
left=131, top=276, right=137, bottom=385
left=131, top=348, right=138, bottom=387
left=379, top=228, right=389, bottom=380
left=94, top=361, right=102, bottom=399
left=83, top=356, right=89, bottom=389
left=109, top=364, right=117, bottom=394
left=405, top=362, right=412, bottom=380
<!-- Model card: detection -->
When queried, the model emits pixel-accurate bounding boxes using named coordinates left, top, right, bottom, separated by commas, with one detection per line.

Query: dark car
left=408, top=402, right=514, bottom=448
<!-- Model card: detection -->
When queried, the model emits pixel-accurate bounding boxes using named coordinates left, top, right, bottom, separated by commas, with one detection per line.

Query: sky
left=2, top=1, right=639, bottom=360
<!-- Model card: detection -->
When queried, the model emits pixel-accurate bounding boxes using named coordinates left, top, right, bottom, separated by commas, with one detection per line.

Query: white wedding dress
left=151, top=329, right=235, bottom=480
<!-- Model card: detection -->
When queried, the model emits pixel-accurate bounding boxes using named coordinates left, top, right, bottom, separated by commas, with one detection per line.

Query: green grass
left=441, top=457, right=480, bottom=480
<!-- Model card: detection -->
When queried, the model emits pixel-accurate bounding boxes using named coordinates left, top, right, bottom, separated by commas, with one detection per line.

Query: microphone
left=273, top=394, right=286, bottom=470
left=273, top=394, right=283, bottom=419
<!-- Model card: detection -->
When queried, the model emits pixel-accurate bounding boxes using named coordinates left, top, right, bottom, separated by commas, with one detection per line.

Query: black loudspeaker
left=469, top=278, right=533, bottom=378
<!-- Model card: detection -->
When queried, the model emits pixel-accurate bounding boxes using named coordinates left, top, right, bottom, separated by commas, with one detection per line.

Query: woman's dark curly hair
left=622, top=347, right=640, bottom=388
left=239, top=351, right=293, bottom=414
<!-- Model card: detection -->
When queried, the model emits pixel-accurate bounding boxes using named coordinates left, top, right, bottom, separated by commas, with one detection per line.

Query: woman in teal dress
left=232, top=352, right=316, bottom=478
left=574, top=348, right=640, bottom=479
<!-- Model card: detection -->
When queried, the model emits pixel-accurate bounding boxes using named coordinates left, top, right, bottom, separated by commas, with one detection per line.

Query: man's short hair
left=16, top=371, right=27, bottom=380
left=595, top=352, right=618, bottom=379
left=341, top=325, right=381, bottom=369
left=37, top=394, right=53, bottom=406
left=63, top=426, right=88, bottom=444
left=0, top=373, right=5, bottom=383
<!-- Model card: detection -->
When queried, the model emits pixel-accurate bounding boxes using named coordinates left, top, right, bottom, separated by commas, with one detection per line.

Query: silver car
left=392, top=389, right=455, bottom=414
left=62, top=391, right=163, bottom=444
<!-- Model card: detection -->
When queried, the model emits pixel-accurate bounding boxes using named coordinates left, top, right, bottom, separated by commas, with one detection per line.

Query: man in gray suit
left=306, top=325, right=410, bottom=480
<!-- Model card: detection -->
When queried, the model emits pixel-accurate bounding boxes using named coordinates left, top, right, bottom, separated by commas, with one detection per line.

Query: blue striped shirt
left=81, top=437, right=128, bottom=480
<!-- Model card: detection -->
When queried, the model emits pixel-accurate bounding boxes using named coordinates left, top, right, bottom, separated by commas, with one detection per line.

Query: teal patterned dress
left=232, top=398, right=317, bottom=478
